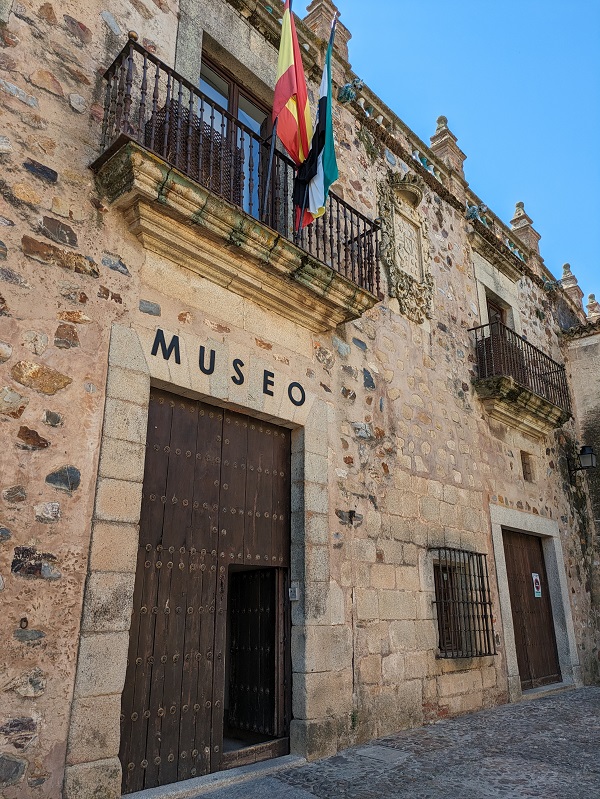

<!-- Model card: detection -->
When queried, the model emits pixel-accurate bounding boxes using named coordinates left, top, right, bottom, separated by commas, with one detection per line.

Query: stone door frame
left=489, top=505, right=581, bottom=702
left=63, top=322, right=333, bottom=799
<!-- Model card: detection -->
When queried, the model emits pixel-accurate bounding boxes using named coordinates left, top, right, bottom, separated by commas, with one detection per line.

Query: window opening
left=237, top=95, right=267, bottom=215
left=431, top=547, right=496, bottom=658
left=486, top=297, right=506, bottom=325
left=521, top=451, right=534, bottom=483
left=238, top=94, right=267, bottom=135
left=199, top=58, right=269, bottom=216
left=200, top=63, right=230, bottom=109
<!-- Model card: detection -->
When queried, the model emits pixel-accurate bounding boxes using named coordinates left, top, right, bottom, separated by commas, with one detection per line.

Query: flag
left=293, top=15, right=339, bottom=230
left=272, top=0, right=312, bottom=166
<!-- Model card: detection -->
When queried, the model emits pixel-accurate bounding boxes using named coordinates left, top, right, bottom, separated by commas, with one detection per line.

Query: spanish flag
left=272, top=0, right=312, bottom=166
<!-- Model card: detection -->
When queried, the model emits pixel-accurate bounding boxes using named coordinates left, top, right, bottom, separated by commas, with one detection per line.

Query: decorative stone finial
left=559, top=263, right=584, bottom=309
left=562, top=263, right=574, bottom=279
left=304, top=1, right=351, bottom=63
left=429, top=115, right=466, bottom=184
left=128, top=30, right=139, bottom=42
left=587, top=294, right=600, bottom=322
left=510, top=201, right=539, bottom=254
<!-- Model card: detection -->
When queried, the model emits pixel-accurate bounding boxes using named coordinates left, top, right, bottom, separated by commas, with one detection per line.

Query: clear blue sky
left=302, top=1, right=600, bottom=304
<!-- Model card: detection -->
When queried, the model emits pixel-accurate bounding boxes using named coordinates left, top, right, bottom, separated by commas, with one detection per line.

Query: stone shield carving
left=378, top=171, right=433, bottom=324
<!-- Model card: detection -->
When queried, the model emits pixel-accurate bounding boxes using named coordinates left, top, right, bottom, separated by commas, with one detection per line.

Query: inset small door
left=119, top=390, right=291, bottom=794
left=502, top=529, right=561, bottom=690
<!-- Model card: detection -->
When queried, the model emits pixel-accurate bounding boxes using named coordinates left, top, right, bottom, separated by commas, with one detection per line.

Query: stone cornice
left=468, top=219, right=525, bottom=282
left=224, top=2, right=456, bottom=199
left=466, top=213, right=585, bottom=327
left=350, top=100, right=586, bottom=328
left=92, top=141, right=378, bottom=333
left=561, top=319, right=600, bottom=341
left=354, top=108, right=463, bottom=211
left=225, top=0, right=322, bottom=79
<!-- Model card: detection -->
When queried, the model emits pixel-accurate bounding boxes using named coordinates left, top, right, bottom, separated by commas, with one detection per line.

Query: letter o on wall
left=287, top=382, right=305, bottom=407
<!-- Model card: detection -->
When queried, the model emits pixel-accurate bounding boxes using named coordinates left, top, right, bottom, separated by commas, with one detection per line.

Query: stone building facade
left=0, top=1, right=598, bottom=797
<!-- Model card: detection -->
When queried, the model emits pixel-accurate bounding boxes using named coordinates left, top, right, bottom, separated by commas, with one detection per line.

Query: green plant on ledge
left=357, top=125, right=380, bottom=163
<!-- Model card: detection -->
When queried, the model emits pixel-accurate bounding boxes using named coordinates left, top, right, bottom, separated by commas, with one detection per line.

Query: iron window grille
left=431, top=547, right=497, bottom=658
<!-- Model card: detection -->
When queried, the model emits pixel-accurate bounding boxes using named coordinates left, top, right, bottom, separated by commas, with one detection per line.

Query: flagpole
left=261, top=0, right=294, bottom=221
left=294, top=10, right=338, bottom=236
left=295, top=182, right=309, bottom=237
left=260, top=116, right=278, bottom=222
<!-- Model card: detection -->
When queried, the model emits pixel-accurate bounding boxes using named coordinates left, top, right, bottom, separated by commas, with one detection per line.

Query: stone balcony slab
left=92, top=140, right=379, bottom=333
left=472, top=375, right=571, bottom=439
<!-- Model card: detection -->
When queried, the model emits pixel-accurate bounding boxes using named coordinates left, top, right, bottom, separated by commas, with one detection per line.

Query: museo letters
left=151, top=329, right=306, bottom=407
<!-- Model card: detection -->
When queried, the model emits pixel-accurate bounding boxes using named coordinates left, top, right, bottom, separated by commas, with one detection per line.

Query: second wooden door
left=503, top=529, right=561, bottom=690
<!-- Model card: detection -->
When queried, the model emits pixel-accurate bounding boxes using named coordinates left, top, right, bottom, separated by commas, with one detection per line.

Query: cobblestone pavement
left=199, top=687, right=600, bottom=799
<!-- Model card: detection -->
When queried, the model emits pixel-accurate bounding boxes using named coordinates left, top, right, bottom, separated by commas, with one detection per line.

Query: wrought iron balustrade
left=98, top=38, right=381, bottom=296
left=470, top=321, right=571, bottom=415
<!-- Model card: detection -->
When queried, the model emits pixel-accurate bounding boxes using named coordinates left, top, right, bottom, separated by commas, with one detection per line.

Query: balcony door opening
left=479, top=293, right=528, bottom=386
left=486, top=297, right=506, bottom=326
left=200, top=59, right=269, bottom=218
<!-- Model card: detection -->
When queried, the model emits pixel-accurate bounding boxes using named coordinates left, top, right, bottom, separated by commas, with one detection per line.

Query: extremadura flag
left=293, top=14, right=339, bottom=229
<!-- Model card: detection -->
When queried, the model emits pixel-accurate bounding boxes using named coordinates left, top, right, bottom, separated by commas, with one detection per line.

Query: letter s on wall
left=231, top=358, right=245, bottom=386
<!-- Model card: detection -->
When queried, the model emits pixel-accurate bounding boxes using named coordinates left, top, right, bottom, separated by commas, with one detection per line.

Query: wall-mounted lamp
left=567, top=445, right=598, bottom=484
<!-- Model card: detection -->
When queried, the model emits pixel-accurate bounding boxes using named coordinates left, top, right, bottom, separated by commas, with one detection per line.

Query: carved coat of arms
left=378, top=171, right=434, bottom=324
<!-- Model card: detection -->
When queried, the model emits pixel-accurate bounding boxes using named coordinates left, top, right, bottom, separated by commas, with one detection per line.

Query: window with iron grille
left=431, top=548, right=496, bottom=658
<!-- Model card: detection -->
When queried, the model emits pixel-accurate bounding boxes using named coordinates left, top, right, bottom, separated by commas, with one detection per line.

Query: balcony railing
left=470, top=321, right=571, bottom=415
left=98, top=38, right=381, bottom=297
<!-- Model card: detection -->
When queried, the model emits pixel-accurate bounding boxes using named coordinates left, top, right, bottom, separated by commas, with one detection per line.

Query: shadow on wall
left=582, top=414, right=600, bottom=683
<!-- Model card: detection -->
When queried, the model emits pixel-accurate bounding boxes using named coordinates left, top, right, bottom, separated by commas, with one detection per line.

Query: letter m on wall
left=151, top=329, right=181, bottom=364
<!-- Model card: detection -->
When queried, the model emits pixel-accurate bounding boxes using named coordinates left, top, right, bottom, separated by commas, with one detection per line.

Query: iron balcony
left=469, top=321, right=572, bottom=434
left=94, top=38, right=381, bottom=298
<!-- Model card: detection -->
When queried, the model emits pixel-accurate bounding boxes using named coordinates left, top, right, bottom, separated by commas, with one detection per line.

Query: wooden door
left=119, top=390, right=291, bottom=794
left=502, top=530, right=561, bottom=690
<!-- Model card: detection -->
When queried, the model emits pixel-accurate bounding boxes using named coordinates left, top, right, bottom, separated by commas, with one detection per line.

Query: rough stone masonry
left=0, top=1, right=598, bottom=798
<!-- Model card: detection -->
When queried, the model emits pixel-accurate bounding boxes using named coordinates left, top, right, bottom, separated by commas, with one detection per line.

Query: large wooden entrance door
left=502, top=530, right=561, bottom=690
left=119, top=389, right=291, bottom=794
